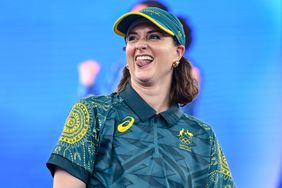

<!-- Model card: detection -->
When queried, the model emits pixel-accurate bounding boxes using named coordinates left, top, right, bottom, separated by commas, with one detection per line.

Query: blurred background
left=0, top=0, right=281, bottom=187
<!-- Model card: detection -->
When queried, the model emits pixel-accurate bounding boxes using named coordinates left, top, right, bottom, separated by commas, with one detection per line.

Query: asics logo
left=117, top=116, right=135, bottom=133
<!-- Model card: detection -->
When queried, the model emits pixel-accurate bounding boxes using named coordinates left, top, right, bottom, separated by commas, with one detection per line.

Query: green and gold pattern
left=207, top=135, right=234, bottom=187
left=59, top=102, right=90, bottom=144
left=50, top=96, right=117, bottom=173
left=218, top=144, right=232, bottom=177
left=47, top=86, right=235, bottom=187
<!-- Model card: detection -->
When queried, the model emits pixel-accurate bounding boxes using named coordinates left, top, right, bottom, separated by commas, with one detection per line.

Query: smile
left=135, top=55, right=154, bottom=68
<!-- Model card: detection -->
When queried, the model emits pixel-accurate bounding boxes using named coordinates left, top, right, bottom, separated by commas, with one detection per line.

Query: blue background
left=0, top=0, right=281, bottom=187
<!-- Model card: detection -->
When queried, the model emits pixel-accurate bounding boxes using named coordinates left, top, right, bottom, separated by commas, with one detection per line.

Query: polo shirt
left=47, top=84, right=235, bottom=187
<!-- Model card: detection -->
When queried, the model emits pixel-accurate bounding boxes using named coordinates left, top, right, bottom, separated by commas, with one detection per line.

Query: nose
left=135, top=40, right=148, bottom=51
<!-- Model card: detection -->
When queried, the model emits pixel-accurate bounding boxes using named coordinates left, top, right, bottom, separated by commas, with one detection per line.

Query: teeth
left=136, top=56, right=153, bottom=61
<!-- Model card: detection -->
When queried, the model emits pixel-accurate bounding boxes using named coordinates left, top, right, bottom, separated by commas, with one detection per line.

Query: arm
left=207, top=135, right=236, bottom=187
left=47, top=99, right=100, bottom=187
left=53, top=168, right=86, bottom=188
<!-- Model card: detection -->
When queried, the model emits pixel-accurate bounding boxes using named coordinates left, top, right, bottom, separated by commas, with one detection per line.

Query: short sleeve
left=207, top=135, right=236, bottom=188
left=46, top=99, right=99, bottom=183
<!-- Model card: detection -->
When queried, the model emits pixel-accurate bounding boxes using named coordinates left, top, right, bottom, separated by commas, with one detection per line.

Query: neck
left=131, top=81, right=171, bottom=113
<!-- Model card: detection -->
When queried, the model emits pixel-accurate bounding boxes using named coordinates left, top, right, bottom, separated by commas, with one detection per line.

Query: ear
left=176, top=45, right=185, bottom=58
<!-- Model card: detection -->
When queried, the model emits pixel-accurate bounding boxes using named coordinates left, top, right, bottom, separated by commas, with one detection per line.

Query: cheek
left=125, top=46, right=134, bottom=60
left=125, top=46, right=135, bottom=68
left=157, top=47, right=177, bottom=62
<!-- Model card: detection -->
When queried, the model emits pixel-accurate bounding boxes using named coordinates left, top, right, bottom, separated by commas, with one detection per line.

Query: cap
left=113, top=7, right=186, bottom=46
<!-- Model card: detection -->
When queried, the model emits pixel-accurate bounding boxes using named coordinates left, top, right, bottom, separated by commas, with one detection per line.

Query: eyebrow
left=127, top=29, right=163, bottom=36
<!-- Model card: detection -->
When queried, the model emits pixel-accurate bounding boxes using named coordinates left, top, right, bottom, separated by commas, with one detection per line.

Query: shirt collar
left=159, top=104, right=183, bottom=126
left=119, top=84, right=183, bottom=126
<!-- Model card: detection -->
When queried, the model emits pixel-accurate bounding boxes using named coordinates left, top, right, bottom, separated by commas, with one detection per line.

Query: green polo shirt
left=47, top=84, right=235, bottom=187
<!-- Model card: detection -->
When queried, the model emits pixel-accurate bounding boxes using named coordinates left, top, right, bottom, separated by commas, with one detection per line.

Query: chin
left=134, top=75, right=153, bottom=85
left=136, top=74, right=153, bottom=81
left=137, top=77, right=151, bottom=83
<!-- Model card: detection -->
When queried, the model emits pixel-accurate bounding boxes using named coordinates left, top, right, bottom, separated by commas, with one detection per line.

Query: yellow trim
left=113, top=11, right=174, bottom=37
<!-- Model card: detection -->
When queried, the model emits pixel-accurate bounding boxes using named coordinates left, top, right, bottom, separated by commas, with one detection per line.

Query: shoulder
left=77, top=93, right=124, bottom=127
left=79, top=93, right=123, bottom=110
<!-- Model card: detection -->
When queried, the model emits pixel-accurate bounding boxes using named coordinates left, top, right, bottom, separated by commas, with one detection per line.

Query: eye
left=148, top=34, right=161, bottom=40
left=126, top=35, right=137, bottom=43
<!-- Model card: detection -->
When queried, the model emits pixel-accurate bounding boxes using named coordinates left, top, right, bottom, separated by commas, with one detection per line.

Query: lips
left=135, top=55, right=154, bottom=68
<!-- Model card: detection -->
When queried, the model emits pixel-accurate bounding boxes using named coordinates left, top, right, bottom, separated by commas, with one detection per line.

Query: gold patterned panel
left=59, top=102, right=90, bottom=144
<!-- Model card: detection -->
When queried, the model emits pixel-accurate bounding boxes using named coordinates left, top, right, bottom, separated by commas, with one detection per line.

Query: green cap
left=113, top=7, right=186, bottom=47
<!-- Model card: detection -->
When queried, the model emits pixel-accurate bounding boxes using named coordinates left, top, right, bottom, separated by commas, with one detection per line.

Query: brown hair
left=116, top=57, right=199, bottom=106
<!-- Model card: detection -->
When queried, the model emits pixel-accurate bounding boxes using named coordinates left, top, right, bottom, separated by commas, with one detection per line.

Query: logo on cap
left=142, top=9, right=161, bottom=16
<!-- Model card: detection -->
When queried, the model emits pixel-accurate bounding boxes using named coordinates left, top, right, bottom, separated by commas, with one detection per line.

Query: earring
left=172, top=61, right=180, bottom=68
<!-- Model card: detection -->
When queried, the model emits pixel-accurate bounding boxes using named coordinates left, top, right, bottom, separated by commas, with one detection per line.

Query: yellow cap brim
left=113, top=11, right=175, bottom=37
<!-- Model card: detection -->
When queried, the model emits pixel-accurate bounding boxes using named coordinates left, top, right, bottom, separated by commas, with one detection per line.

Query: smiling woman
left=46, top=7, right=236, bottom=188
left=124, top=20, right=183, bottom=100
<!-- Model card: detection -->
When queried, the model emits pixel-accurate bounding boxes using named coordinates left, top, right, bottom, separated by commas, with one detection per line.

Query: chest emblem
left=117, top=116, right=135, bottom=133
left=177, top=128, right=193, bottom=152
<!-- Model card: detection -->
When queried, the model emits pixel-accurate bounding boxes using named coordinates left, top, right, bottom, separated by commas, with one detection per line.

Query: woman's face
left=125, top=22, right=184, bottom=87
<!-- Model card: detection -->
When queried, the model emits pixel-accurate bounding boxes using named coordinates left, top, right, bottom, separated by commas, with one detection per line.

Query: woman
left=47, top=7, right=235, bottom=188
left=78, top=1, right=201, bottom=116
